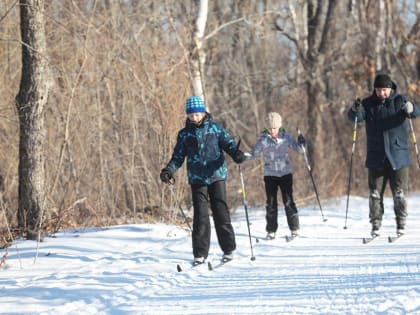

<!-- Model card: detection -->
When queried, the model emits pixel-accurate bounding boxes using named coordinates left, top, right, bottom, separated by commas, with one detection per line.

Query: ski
left=176, top=261, right=206, bottom=272
left=362, top=234, right=379, bottom=244
left=255, top=236, right=274, bottom=243
left=388, top=233, right=404, bottom=243
left=177, top=257, right=230, bottom=272
left=285, top=234, right=298, bottom=242
left=207, top=258, right=232, bottom=271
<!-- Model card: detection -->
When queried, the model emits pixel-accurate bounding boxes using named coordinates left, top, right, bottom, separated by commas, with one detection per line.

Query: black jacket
left=348, top=81, right=420, bottom=170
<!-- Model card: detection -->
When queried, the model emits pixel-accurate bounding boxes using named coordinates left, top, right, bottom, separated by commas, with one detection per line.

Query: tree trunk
left=190, top=0, right=208, bottom=105
left=15, top=0, right=50, bottom=238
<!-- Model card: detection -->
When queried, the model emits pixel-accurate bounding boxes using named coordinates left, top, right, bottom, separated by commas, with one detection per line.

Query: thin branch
left=0, top=0, right=19, bottom=24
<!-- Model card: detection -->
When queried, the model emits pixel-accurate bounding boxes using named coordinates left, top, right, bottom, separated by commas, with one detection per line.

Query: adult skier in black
left=348, top=73, right=420, bottom=237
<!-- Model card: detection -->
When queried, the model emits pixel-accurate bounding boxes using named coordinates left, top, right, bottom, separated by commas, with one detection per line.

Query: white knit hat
left=265, top=112, right=282, bottom=129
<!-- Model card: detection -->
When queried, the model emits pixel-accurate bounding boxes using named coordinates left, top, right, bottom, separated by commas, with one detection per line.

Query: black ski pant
left=190, top=180, right=236, bottom=259
left=264, top=174, right=299, bottom=233
left=368, top=161, right=408, bottom=230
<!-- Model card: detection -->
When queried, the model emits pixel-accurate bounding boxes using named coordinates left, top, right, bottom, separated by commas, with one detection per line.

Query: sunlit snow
left=1, top=194, right=419, bottom=314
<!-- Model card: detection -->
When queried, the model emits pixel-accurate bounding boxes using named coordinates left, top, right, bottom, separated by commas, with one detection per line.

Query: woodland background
left=0, top=1, right=420, bottom=238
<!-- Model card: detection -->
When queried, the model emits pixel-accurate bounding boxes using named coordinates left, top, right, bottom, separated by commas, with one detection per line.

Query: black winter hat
left=374, top=74, right=393, bottom=88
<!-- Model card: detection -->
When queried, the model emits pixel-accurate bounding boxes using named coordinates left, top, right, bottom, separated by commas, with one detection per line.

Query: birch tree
left=190, top=0, right=208, bottom=106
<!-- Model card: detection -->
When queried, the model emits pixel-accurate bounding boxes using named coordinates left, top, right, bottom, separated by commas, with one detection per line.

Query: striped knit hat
left=185, top=96, right=206, bottom=114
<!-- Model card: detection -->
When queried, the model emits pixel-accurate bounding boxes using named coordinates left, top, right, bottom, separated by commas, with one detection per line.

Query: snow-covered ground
left=1, top=194, right=419, bottom=315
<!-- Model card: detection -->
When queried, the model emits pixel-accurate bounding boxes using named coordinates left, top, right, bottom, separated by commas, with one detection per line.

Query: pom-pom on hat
left=266, top=112, right=282, bottom=129
left=374, top=74, right=393, bottom=88
left=185, top=96, right=206, bottom=114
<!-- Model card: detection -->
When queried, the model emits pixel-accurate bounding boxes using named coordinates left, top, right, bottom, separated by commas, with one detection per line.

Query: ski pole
left=238, top=163, right=256, bottom=261
left=236, top=138, right=255, bottom=261
left=344, top=116, right=358, bottom=229
left=167, top=180, right=192, bottom=233
left=297, top=128, right=327, bottom=222
left=408, top=116, right=420, bottom=169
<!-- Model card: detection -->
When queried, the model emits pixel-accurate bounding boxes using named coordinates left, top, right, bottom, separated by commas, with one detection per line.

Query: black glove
left=402, top=101, right=414, bottom=114
left=160, top=168, right=173, bottom=183
left=232, top=149, right=247, bottom=164
left=351, top=98, right=362, bottom=112
left=297, top=134, right=306, bottom=146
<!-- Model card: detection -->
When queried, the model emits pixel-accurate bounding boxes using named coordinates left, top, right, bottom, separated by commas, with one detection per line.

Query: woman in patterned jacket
left=160, top=96, right=246, bottom=265
left=247, top=112, right=305, bottom=240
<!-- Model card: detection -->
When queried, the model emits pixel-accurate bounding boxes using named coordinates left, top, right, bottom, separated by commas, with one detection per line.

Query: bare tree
left=190, top=0, right=208, bottom=104
left=1, top=0, right=420, bottom=240
left=15, top=0, right=50, bottom=239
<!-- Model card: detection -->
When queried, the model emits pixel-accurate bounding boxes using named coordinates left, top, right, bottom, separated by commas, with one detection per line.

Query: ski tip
left=388, top=236, right=392, bottom=243
left=285, top=234, right=298, bottom=242
left=207, top=261, right=213, bottom=271
left=362, top=238, right=367, bottom=244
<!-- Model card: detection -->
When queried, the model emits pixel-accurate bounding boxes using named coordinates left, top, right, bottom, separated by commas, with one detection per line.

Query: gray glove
left=351, top=98, right=362, bottom=112
left=402, top=101, right=414, bottom=114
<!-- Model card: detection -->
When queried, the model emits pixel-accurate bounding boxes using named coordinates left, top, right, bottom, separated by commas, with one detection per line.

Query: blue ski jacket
left=165, top=113, right=239, bottom=185
left=348, top=81, right=420, bottom=170
left=247, top=129, right=303, bottom=178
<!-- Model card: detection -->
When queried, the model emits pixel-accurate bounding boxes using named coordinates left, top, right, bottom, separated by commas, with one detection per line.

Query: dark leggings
left=264, top=174, right=299, bottom=232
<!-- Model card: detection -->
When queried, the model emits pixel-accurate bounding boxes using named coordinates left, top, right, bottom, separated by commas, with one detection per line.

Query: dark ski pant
left=264, top=174, right=299, bottom=233
left=190, top=180, right=236, bottom=259
left=368, top=162, right=408, bottom=230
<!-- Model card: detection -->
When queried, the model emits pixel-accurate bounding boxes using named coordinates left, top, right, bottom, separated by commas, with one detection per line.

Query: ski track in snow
left=0, top=195, right=419, bottom=314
